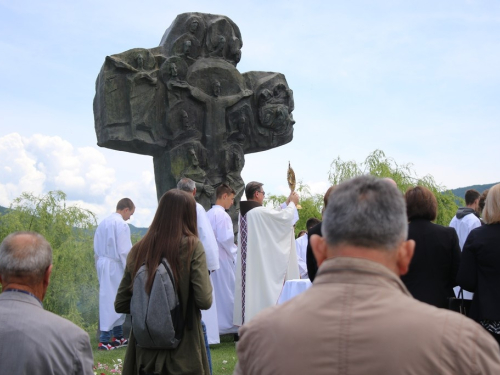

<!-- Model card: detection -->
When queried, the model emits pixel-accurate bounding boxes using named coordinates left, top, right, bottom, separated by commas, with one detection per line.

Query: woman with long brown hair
left=115, top=189, right=212, bottom=375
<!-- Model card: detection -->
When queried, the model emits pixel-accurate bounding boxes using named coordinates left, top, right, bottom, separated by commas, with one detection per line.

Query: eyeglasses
left=259, top=190, right=266, bottom=197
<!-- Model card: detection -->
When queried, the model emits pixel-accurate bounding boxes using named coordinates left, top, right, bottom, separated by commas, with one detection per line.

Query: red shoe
left=111, top=337, right=128, bottom=348
left=98, top=342, right=115, bottom=351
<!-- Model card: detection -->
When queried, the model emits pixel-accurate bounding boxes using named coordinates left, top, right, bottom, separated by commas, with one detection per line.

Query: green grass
left=89, top=333, right=237, bottom=375
left=210, top=334, right=238, bottom=374
left=90, top=333, right=125, bottom=374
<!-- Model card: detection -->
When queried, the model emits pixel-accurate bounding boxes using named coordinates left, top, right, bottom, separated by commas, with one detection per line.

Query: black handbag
left=448, top=288, right=472, bottom=316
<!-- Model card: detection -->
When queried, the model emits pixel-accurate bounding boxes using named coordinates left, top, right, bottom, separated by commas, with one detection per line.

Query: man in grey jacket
left=0, top=232, right=94, bottom=375
left=234, top=176, right=500, bottom=375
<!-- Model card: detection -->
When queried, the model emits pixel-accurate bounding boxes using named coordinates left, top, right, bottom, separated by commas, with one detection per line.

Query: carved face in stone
left=234, top=153, right=242, bottom=171
left=238, top=115, right=246, bottom=130
left=169, top=63, right=178, bottom=77
left=189, top=20, right=199, bottom=33
left=136, top=54, right=144, bottom=70
left=188, top=148, right=199, bottom=166
left=212, top=81, right=221, bottom=97
left=181, top=110, right=189, bottom=128
left=217, top=35, right=226, bottom=48
left=260, top=104, right=293, bottom=135
left=234, top=50, right=242, bottom=63
left=183, top=40, right=192, bottom=55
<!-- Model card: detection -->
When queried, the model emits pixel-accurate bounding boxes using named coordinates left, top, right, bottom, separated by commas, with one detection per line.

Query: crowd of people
left=1, top=176, right=499, bottom=374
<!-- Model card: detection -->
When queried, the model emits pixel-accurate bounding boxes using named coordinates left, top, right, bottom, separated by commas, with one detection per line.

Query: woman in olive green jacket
left=115, top=190, right=212, bottom=375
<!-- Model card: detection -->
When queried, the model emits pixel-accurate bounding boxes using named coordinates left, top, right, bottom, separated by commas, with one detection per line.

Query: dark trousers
left=486, top=328, right=500, bottom=349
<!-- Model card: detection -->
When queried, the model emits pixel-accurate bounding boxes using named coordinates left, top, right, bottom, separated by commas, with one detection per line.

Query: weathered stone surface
left=93, top=12, right=295, bottom=231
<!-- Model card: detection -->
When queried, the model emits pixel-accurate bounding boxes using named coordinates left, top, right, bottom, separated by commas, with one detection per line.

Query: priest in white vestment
left=234, top=181, right=300, bottom=326
left=94, top=198, right=134, bottom=349
left=207, top=184, right=239, bottom=334
left=177, top=178, right=220, bottom=345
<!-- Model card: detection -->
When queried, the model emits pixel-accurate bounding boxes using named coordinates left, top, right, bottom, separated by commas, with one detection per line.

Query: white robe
left=295, top=234, right=308, bottom=279
left=280, top=201, right=300, bottom=225
left=234, top=202, right=300, bottom=326
left=203, top=276, right=220, bottom=344
left=207, top=205, right=239, bottom=334
left=450, top=213, right=481, bottom=300
left=449, top=213, right=481, bottom=250
left=94, top=212, right=131, bottom=331
left=196, top=203, right=219, bottom=271
left=196, top=202, right=220, bottom=344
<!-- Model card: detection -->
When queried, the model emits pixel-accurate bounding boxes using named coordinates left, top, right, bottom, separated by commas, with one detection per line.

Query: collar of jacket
left=0, top=288, right=44, bottom=307
left=456, top=207, right=480, bottom=219
left=314, top=256, right=412, bottom=296
left=240, top=200, right=262, bottom=217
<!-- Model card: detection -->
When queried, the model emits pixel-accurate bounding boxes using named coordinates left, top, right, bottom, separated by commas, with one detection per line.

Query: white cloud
left=0, top=133, right=158, bottom=227
left=0, top=133, right=46, bottom=204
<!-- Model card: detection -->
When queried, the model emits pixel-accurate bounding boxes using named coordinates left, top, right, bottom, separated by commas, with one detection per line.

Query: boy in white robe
left=207, top=184, right=239, bottom=334
left=94, top=198, right=134, bottom=350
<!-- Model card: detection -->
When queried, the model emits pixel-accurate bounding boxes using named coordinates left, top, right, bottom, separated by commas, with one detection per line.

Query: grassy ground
left=209, top=335, right=238, bottom=374
left=91, top=334, right=126, bottom=374
left=90, top=333, right=237, bottom=375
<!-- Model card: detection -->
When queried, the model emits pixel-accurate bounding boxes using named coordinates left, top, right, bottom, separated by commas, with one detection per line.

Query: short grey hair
left=323, top=175, right=407, bottom=251
left=245, top=181, right=263, bottom=200
left=177, top=177, right=196, bottom=192
left=0, top=232, right=52, bottom=284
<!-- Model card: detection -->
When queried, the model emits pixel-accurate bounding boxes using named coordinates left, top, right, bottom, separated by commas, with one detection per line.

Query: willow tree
left=0, top=191, right=98, bottom=330
left=328, top=150, right=459, bottom=226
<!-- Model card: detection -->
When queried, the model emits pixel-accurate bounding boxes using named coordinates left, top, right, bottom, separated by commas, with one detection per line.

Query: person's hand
left=288, top=191, right=299, bottom=205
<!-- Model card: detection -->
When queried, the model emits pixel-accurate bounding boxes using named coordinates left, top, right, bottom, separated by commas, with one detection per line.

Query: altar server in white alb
left=234, top=181, right=300, bottom=326
left=207, top=184, right=239, bottom=335
left=177, top=178, right=220, bottom=346
left=295, top=218, right=321, bottom=279
left=94, top=198, right=134, bottom=350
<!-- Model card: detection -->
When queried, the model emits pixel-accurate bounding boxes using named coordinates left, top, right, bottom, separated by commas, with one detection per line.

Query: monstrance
left=287, top=162, right=301, bottom=209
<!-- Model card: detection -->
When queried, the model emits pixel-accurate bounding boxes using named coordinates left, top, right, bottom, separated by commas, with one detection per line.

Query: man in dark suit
left=0, top=232, right=94, bottom=375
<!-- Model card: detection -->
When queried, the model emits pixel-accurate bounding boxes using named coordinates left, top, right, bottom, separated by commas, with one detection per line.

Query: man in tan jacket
left=234, top=175, right=500, bottom=375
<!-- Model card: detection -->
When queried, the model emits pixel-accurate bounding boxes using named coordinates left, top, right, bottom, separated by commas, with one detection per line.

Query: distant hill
left=129, top=223, right=148, bottom=236
left=448, top=182, right=498, bottom=203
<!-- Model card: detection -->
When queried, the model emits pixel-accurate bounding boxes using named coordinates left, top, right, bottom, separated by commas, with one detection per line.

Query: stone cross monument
left=93, top=12, right=295, bottom=230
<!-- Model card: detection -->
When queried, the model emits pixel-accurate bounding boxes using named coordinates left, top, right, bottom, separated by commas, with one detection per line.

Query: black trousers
left=485, top=327, right=500, bottom=348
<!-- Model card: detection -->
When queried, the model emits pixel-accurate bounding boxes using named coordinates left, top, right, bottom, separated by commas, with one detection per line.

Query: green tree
left=327, top=150, right=459, bottom=226
left=0, top=191, right=99, bottom=330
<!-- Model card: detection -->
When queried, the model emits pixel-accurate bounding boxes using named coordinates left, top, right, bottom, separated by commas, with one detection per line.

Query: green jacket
left=115, top=237, right=212, bottom=375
